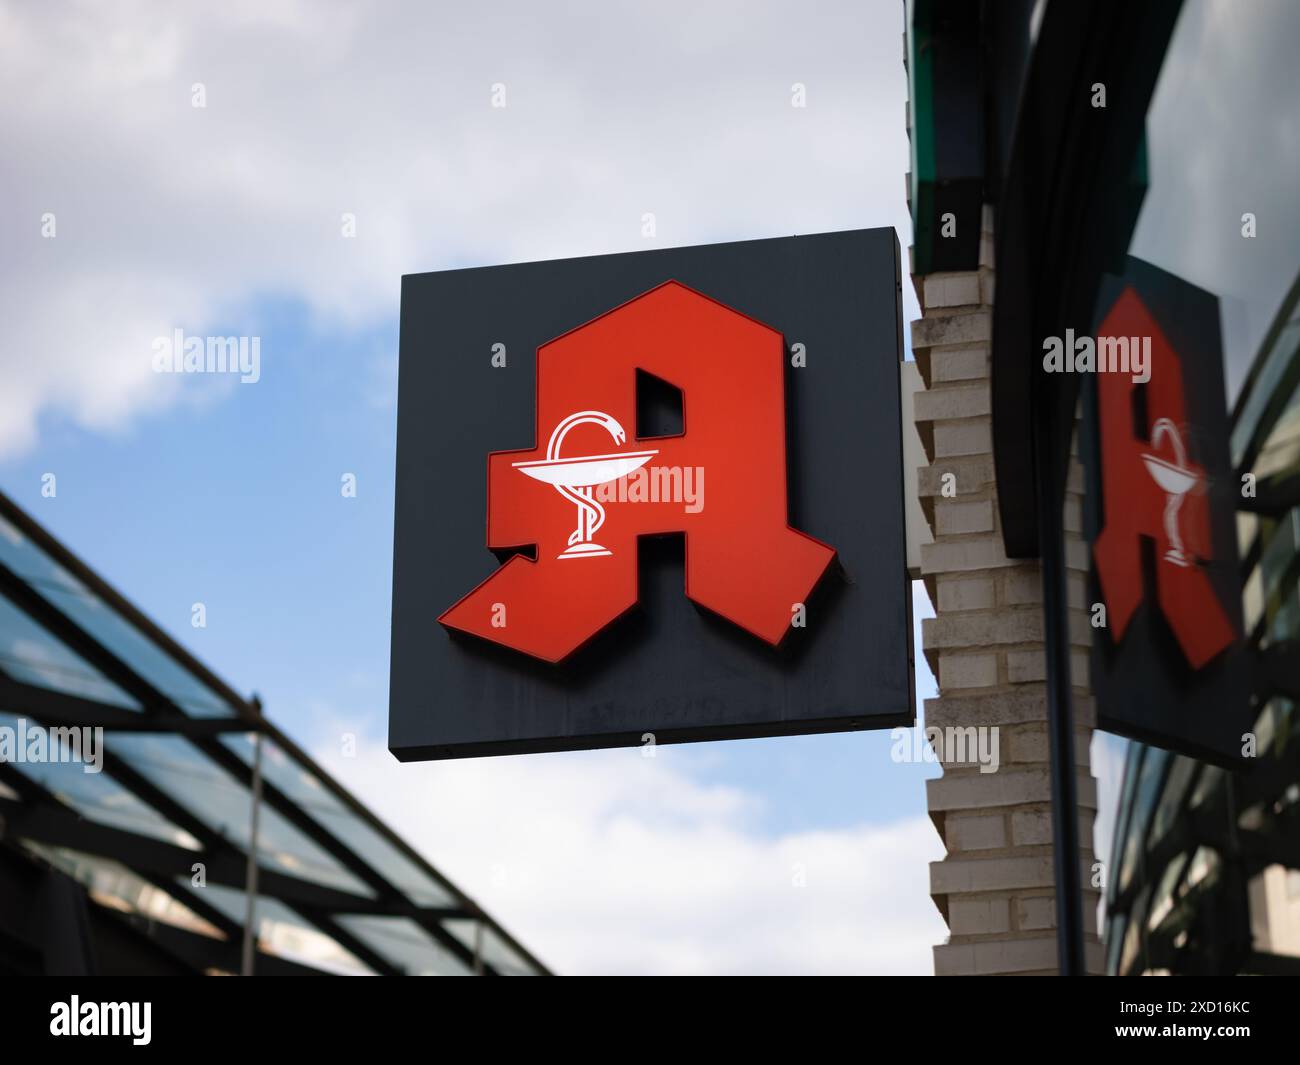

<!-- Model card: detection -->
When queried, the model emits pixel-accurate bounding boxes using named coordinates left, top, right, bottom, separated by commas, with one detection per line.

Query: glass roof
left=192, top=882, right=374, bottom=975
left=220, top=732, right=456, bottom=907
left=445, top=917, right=541, bottom=976
left=0, top=596, right=141, bottom=710
left=0, top=713, right=200, bottom=849
left=24, top=839, right=225, bottom=939
left=108, top=731, right=378, bottom=899
left=35, top=582, right=236, bottom=717
left=0, top=491, right=548, bottom=976
left=0, top=511, right=84, bottom=589
left=0, top=511, right=232, bottom=716
left=334, top=915, right=472, bottom=976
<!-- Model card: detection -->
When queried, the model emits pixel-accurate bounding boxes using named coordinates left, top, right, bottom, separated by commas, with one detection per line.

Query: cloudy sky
left=1, top=0, right=970, bottom=974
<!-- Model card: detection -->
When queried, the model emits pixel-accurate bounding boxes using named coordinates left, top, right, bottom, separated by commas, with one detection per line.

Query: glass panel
left=0, top=713, right=200, bottom=849
left=1273, top=587, right=1300, bottom=643
left=0, top=516, right=234, bottom=716
left=1105, top=912, right=1127, bottom=975
left=311, top=808, right=457, bottom=908
left=1232, top=313, right=1300, bottom=466
left=22, top=839, right=222, bottom=938
left=0, top=595, right=140, bottom=710
left=334, top=915, right=472, bottom=976
left=1146, top=853, right=1189, bottom=933
left=1185, top=845, right=1221, bottom=892
left=1247, top=865, right=1300, bottom=958
left=221, top=733, right=456, bottom=907
left=189, top=882, right=373, bottom=975
left=444, top=918, right=540, bottom=975
left=1190, top=763, right=1225, bottom=811
left=1119, top=885, right=1150, bottom=974
left=1118, top=747, right=1169, bottom=894
left=1260, top=510, right=1300, bottom=608
left=1252, top=697, right=1283, bottom=754
left=33, top=583, right=236, bottom=717
left=1252, top=388, right=1300, bottom=482
left=1146, top=755, right=1197, bottom=849
left=0, top=512, right=87, bottom=591
left=219, top=733, right=342, bottom=814
left=1107, top=740, right=1144, bottom=905
left=108, top=732, right=376, bottom=899
left=1275, top=697, right=1298, bottom=746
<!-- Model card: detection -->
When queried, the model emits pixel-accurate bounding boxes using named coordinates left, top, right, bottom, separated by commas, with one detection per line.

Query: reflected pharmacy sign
left=1084, top=256, right=1250, bottom=763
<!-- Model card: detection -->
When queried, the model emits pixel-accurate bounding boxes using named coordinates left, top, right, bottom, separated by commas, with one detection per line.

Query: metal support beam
left=241, top=708, right=264, bottom=977
left=1036, top=411, right=1087, bottom=975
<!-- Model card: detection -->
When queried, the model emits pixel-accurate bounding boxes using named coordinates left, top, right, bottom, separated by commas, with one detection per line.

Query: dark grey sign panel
left=390, top=229, right=912, bottom=760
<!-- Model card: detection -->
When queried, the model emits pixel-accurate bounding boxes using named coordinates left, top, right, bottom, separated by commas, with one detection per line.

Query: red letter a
left=439, top=281, right=836, bottom=663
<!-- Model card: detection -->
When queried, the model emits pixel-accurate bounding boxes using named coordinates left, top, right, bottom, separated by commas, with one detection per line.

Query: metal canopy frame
left=0, top=489, right=549, bottom=976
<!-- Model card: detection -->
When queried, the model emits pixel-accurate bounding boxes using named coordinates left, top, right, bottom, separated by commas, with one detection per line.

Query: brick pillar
left=909, top=207, right=1104, bottom=975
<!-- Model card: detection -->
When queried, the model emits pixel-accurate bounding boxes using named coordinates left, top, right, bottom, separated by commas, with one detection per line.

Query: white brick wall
left=946, top=812, right=1008, bottom=850
left=939, top=653, right=998, bottom=690
left=935, top=499, right=995, bottom=536
left=950, top=896, right=1011, bottom=935
left=936, top=575, right=995, bottom=612
left=910, top=206, right=1103, bottom=975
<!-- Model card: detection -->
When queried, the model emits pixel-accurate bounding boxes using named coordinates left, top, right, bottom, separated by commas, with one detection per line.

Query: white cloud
left=316, top=729, right=946, bottom=975
left=0, top=0, right=912, bottom=458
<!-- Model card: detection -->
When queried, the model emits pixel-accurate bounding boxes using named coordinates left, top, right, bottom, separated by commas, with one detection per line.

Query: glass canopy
left=0, top=491, right=548, bottom=976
